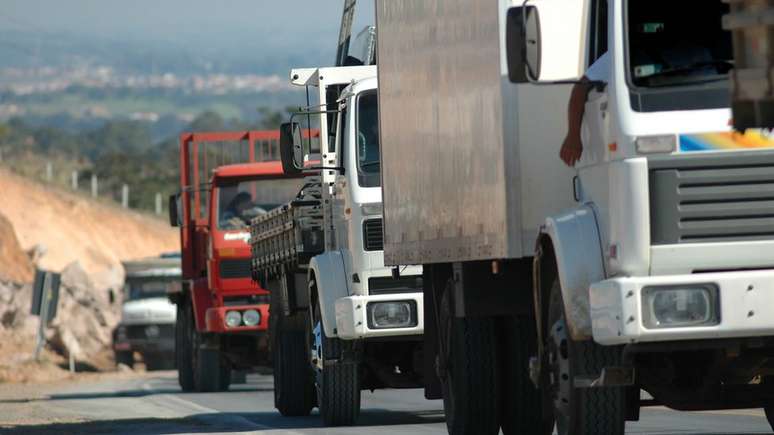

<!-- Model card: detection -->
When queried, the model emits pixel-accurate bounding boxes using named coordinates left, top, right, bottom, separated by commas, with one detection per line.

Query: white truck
left=113, top=254, right=180, bottom=370
left=376, top=0, right=774, bottom=434
left=249, top=65, right=427, bottom=426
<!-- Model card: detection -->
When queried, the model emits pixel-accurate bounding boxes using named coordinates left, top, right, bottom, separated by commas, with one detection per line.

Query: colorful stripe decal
left=680, top=131, right=774, bottom=152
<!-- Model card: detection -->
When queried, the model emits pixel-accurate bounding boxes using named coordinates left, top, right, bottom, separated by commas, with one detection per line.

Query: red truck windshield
left=217, top=178, right=305, bottom=230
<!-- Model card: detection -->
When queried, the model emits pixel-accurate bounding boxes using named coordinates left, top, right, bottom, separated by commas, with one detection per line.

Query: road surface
left=0, top=371, right=770, bottom=434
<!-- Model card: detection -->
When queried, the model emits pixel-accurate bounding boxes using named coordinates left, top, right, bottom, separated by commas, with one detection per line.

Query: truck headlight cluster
left=367, top=301, right=417, bottom=329
left=224, top=309, right=262, bottom=328
left=242, top=309, right=261, bottom=326
left=225, top=310, right=243, bottom=328
left=642, top=285, right=719, bottom=329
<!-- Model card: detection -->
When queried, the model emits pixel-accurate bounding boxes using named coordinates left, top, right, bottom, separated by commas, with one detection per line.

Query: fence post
left=71, top=171, right=78, bottom=190
left=121, top=184, right=129, bottom=209
left=155, top=192, right=162, bottom=215
left=45, top=162, right=53, bottom=182
left=91, top=174, right=98, bottom=198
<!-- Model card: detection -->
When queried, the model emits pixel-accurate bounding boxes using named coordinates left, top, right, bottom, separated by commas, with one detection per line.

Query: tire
left=195, top=345, right=226, bottom=392
left=438, top=284, right=500, bottom=435
left=765, top=405, right=774, bottom=431
left=273, top=313, right=315, bottom=416
left=499, top=316, right=552, bottom=435
left=115, top=350, right=134, bottom=369
left=176, top=302, right=195, bottom=392
left=546, top=278, right=625, bottom=435
left=311, top=300, right=361, bottom=426
left=219, top=359, right=232, bottom=391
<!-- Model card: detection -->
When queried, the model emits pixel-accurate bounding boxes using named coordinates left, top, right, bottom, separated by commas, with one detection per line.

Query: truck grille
left=368, top=276, right=423, bottom=295
left=650, top=152, right=774, bottom=244
left=219, top=259, right=252, bottom=279
left=126, top=324, right=174, bottom=340
left=363, top=218, right=384, bottom=251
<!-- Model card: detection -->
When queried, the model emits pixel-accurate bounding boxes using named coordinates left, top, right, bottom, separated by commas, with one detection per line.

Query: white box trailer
left=378, top=1, right=579, bottom=266
left=377, top=0, right=774, bottom=434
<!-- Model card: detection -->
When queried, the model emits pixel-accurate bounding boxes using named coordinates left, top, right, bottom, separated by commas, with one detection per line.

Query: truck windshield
left=356, top=91, right=380, bottom=187
left=218, top=178, right=304, bottom=230
left=626, top=0, right=732, bottom=111
left=125, top=278, right=180, bottom=301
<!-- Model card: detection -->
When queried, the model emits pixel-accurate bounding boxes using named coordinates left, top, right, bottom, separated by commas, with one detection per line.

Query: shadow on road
left=0, top=387, right=274, bottom=404
left=0, top=409, right=447, bottom=434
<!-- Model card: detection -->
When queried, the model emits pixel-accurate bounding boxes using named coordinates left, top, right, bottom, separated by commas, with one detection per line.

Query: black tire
left=195, top=345, right=226, bottom=392
left=219, top=358, right=232, bottom=391
left=546, top=278, right=625, bottom=435
left=176, top=302, right=195, bottom=392
left=498, top=316, right=552, bottom=435
left=115, top=350, right=134, bottom=368
left=311, top=301, right=361, bottom=426
left=438, top=285, right=500, bottom=435
left=765, top=405, right=774, bottom=432
left=273, top=313, right=315, bottom=416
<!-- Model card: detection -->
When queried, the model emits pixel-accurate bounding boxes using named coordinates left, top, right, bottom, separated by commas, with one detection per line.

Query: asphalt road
left=0, top=371, right=771, bottom=435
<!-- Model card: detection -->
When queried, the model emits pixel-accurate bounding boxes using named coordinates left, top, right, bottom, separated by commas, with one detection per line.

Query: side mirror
left=506, top=6, right=541, bottom=83
left=279, top=122, right=303, bottom=175
left=168, top=193, right=181, bottom=227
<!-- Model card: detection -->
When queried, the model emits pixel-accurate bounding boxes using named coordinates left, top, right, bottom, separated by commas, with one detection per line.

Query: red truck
left=168, top=130, right=308, bottom=392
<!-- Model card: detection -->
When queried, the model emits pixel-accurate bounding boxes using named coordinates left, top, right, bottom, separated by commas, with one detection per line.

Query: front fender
left=309, top=251, right=349, bottom=338
left=544, top=205, right=605, bottom=341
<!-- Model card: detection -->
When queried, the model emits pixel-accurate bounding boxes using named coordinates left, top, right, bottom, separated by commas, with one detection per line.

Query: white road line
left=139, top=377, right=307, bottom=435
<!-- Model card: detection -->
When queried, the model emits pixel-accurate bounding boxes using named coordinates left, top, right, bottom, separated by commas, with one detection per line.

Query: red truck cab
left=170, top=131, right=308, bottom=392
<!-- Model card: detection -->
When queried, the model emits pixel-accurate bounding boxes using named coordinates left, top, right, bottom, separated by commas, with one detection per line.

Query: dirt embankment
left=0, top=167, right=177, bottom=288
left=0, top=167, right=179, bottom=383
left=0, top=212, right=33, bottom=283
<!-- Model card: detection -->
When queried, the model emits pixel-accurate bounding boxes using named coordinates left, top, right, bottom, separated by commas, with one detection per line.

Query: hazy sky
left=0, top=1, right=375, bottom=62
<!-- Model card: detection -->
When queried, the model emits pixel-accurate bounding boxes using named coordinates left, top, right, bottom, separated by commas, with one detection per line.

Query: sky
left=0, top=1, right=376, bottom=71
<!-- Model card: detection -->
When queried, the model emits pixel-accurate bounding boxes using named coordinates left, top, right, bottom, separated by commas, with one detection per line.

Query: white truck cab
left=113, top=254, right=180, bottom=370
left=375, top=0, right=774, bottom=433
left=250, top=66, right=427, bottom=427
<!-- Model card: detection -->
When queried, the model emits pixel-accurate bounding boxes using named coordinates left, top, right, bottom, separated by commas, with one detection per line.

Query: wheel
left=438, top=283, right=500, bottom=435
left=194, top=344, right=227, bottom=392
left=545, top=278, right=625, bottom=435
left=273, top=313, right=315, bottom=416
left=115, top=350, right=134, bottom=368
left=498, top=316, right=552, bottom=435
left=176, top=301, right=195, bottom=391
left=219, top=358, right=232, bottom=391
left=310, top=299, right=361, bottom=426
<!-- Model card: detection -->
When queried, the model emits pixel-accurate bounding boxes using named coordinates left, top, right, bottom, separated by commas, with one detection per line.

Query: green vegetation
left=0, top=108, right=293, bottom=213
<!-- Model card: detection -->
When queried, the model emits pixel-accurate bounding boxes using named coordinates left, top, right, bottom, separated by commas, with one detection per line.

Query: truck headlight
left=242, top=309, right=261, bottom=326
left=367, top=301, right=417, bottom=329
left=642, top=285, right=719, bottom=329
left=225, top=310, right=242, bottom=328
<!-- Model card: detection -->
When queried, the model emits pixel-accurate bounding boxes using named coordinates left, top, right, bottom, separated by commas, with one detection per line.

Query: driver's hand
left=560, top=135, right=583, bottom=167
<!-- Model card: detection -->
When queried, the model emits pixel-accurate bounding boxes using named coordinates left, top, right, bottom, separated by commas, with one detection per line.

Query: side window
left=589, top=0, right=609, bottom=65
